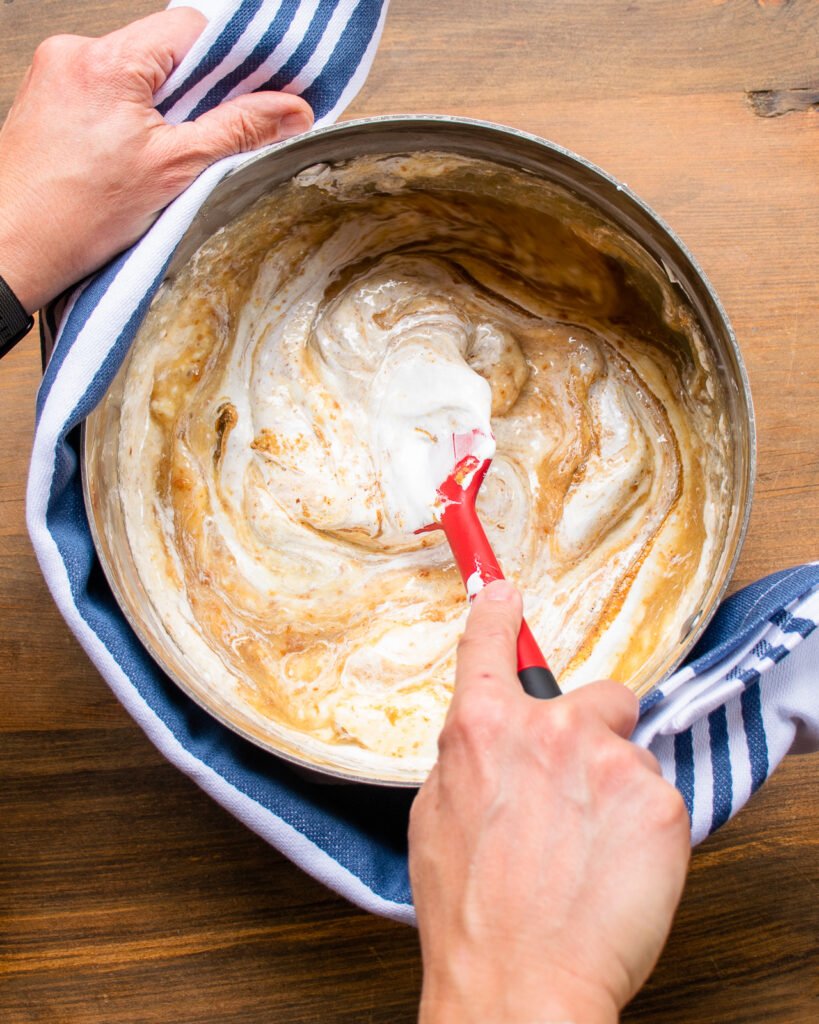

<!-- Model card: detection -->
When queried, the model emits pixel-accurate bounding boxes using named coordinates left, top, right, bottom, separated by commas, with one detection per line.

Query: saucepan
left=82, top=115, right=756, bottom=785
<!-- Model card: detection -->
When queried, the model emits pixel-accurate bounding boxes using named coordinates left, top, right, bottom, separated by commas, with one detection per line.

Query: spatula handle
left=440, top=499, right=561, bottom=700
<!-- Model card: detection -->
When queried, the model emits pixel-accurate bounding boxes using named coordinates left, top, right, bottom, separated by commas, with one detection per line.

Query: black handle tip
left=518, top=664, right=561, bottom=700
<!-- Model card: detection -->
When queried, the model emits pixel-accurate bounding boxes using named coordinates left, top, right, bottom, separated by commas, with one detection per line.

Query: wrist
left=0, top=230, right=48, bottom=316
left=418, top=957, right=619, bottom=1024
left=0, top=169, right=58, bottom=314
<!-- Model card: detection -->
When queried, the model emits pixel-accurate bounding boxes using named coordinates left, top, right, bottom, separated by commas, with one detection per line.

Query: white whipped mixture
left=112, top=152, right=732, bottom=774
left=312, top=269, right=496, bottom=536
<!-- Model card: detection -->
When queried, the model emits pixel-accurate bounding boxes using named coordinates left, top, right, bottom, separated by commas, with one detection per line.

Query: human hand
left=0, top=7, right=313, bottom=314
left=409, top=581, right=691, bottom=1023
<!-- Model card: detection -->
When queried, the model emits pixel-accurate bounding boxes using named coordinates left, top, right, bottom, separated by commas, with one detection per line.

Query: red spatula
left=417, top=429, right=561, bottom=699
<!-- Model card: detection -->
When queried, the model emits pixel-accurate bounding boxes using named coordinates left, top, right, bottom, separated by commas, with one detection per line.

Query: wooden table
left=2, top=2, right=817, bottom=1021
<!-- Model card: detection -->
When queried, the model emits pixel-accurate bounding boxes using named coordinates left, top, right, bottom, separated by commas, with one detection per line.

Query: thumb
left=168, top=91, right=314, bottom=176
left=450, top=580, right=523, bottom=710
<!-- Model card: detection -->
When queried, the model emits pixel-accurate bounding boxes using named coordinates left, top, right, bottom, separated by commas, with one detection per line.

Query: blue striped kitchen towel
left=25, top=0, right=818, bottom=924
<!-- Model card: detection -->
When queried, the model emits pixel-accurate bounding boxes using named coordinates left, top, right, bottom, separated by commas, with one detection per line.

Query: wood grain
left=1, top=1, right=817, bottom=1021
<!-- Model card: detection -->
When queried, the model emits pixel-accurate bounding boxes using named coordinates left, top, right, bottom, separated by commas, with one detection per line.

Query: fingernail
left=279, top=112, right=312, bottom=140
left=483, top=580, right=517, bottom=602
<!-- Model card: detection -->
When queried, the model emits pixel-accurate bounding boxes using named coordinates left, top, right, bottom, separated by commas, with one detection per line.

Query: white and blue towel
left=26, top=0, right=818, bottom=924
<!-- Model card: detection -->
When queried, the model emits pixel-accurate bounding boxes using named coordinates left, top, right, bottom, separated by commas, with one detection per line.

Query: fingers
left=168, top=91, right=314, bottom=175
left=623, top=738, right=664, bottom=776
left=559, top=679, right=640, bottom=739
left=451, top=580, right=523, bottom=706
left=449, top=581, right=638, bottom=737
left=100, top=8, right=208, bottom=91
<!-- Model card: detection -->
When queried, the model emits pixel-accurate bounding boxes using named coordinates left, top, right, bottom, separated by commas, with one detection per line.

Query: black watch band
left=0, top=274, right=34, bottom=359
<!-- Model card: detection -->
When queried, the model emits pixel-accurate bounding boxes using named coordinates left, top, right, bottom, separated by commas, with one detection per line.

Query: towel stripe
left=35, top=262, right=125, bottom=422
left=741, top=681, right=769, bottom=794
left=301, top=0, right=384, bottom=117
left=156, top=0, right=267, bottom=116
left=709, top=705, right=733, bottom=831
left=186, top=0, right=310, bottom=118
left=674, top=729, right=696, bottom=820
left=771, top=608, right=816, bottom=638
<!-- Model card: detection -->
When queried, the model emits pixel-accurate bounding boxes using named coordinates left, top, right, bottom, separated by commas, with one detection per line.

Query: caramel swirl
left=117, top=153, right=730, bottom=771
